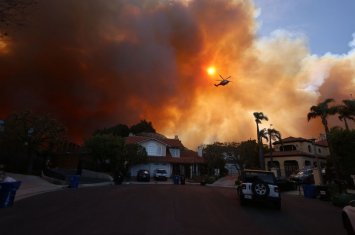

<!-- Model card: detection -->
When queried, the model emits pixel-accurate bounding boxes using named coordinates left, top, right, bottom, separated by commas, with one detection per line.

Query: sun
left=207, top=66, right=216, bottom=75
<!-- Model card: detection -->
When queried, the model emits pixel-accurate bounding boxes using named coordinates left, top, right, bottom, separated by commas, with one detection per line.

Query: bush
left=332, top=193, right=355, bottom=207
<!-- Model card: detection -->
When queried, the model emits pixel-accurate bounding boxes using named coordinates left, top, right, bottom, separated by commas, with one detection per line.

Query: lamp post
left=311, top=138, right=323, bottom=185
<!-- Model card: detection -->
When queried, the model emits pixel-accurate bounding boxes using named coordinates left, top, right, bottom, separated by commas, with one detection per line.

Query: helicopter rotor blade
left=225, top=76, right=231, bottom=80
left=218, top=73, right=224, bottom=79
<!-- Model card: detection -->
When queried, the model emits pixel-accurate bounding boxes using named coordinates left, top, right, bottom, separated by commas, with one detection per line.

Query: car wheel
left=343, top=212, right=355, bottom=235
left=252, top=181, right=270, bottom=198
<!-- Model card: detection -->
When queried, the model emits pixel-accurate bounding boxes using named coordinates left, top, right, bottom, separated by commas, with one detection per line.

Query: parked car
left=289, top=168, right=314, bottom=184
left=154, top=169, right=168, bottom=181
left=238, top=169, right=281, bottom=209
left=137, top=170, right=150, bottom=182
left=342, top=200, right=355, bottom=234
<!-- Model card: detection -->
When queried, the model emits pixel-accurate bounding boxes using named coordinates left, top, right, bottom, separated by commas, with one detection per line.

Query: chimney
left=174, top=135, right=179, bottom=140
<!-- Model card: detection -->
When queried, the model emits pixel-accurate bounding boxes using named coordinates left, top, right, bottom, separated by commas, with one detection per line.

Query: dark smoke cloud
left=0, top=0, right=354, bottom=149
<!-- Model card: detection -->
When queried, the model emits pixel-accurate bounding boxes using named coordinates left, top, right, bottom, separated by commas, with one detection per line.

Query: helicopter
left=214, top=73, right=231, bottom=87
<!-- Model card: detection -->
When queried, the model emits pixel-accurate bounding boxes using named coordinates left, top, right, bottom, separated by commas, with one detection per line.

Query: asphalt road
left=0, top=184, right=345, bottom=235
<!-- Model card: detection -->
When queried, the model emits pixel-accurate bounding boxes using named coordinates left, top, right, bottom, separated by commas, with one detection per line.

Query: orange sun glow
left=207, top=66, right=216, bottom=75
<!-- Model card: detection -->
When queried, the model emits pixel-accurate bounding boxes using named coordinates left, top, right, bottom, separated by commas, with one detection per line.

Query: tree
left=130, top=120, right=156, bottom=134
left=84, top=134, right=125, bottom=173
left=0, top=110, right=67, bottom=174
left=123, top=143, right=147, bottom=176
left=202, top=141, right=260, bottom=176
left=0, top=0, right=36, bottom=37
left=307, top=98, right=339, bottom=176
left=307, top=98, right=337, bottom=135
left=202, top=142, right=232, bottom=176
left=253, top=112, right=269, bottom=169
left=260, top=127, right=282, bottom=169
left=328, top=128, right=355, bottom=183
left=237, top=140, right=259, bottom=169
left=94, top=124, right=130, bottom=137
left=336, top=99, right=355, bottom=131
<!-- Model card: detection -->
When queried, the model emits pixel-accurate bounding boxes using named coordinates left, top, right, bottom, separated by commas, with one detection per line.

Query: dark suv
left=238, top=169, right=281, bottom=209
left=137, top=170, right=150, bottom=182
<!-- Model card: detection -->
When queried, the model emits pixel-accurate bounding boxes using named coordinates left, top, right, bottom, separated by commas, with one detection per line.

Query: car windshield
left=244, top=172, right=275, bottom=184
left=157, top=170, right=166, bottom=173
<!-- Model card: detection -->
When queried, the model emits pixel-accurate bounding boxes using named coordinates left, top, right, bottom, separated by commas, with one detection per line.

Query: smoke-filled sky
left=0, top=0, right=354, bottom=149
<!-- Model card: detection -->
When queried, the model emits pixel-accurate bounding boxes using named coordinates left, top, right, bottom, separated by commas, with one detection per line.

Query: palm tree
left=260, top=127, right=282, bottom=170
left=307, top=98, right=337, bottom=135
left=307, top=98, right=338, bottom=176
left=253, top=112, right=268, bottom=169
left=336, top=99, right=355, bottom=131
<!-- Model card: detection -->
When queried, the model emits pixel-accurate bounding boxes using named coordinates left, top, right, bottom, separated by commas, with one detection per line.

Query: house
left=264, top=136, right=328, bottom=177
left=125, top=134, right=205, bottom=179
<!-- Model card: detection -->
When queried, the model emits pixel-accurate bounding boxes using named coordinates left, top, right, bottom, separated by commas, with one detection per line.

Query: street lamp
left=310, top=138, right=323, bottom=185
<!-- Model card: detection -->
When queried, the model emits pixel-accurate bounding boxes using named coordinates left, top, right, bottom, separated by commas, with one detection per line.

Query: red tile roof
left=148, top=156, right=205, bottom=164
left=273, top=136, right=311, bottom=144
left=264, top=150, right=327, bottom=160
left=315, top=139, right=328, bottom=147
left=274, top=136, right=328, bottom=147
left=125, top=136, right=184, bottom=148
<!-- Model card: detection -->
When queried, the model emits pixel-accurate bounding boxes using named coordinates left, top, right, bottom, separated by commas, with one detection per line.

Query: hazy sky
left=254, top=0, right=355, bottom=55
left=0, top=0, right=354, bottom=149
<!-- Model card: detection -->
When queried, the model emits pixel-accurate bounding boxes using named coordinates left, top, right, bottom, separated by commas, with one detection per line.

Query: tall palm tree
left=336, top=99, right=355, bottom=131
left=253, top=112, right=268, bottom=169
left=260, top=128, right=282, bottom=169
left=307, top=98, right=338, bottom=176
left=307, top=98, right=337, bottom=135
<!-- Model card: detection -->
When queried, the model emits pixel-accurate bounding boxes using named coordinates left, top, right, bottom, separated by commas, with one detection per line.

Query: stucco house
left=264, top=136, right=328, bottom=177
left=125, top=134, right=205, bottom=179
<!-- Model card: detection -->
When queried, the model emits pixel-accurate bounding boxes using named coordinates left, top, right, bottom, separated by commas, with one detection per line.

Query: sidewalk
left=6, top=173, right=114, bottom=201
left=210, top=175, right=238, bottom=188
left=7, top=173, right=66, bottom=201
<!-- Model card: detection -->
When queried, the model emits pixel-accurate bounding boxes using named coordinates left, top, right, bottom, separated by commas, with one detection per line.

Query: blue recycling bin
left=69, top=175, right=80, bottom=188
left=0, top=181, right=21, bottom=208
left=302, top=184, right=318, bottom=198
left=173, top=175, right=180, bottom=185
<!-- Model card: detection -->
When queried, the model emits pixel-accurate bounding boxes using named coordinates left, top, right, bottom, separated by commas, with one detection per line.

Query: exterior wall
left=315, top=145, right=329, bottom=156
left=267, top=138, right=328, bottom=178
left=140, top=140, right=167, bottom=157
left=265, top=156, right=327, bottom=177
left=130, top=162, right=172, bottom=178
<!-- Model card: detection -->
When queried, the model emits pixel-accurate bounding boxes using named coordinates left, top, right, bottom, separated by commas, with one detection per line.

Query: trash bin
left=69, top=175, right=80, bottom=188
left=173, top=175, right=180, bottom=185
left=0, top=181, right=21, bottom=208
left=302, top=184, right=318, bottom=198
left=317, top=185, right=330, bottom=200
left=180, top=176, right=185, bottom=185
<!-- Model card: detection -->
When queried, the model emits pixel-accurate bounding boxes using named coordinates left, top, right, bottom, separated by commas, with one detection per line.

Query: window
left=280, top=145, right=296, bottom=151
left=318, top=148, right=321, bottom=153
left=147, top=145, right=155, bottom=156
left=308, top=145, right=311, bottom=153
left=170, top=148, right=180, bottom=158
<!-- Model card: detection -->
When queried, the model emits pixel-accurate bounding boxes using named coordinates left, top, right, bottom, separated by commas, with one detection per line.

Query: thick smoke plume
left=0, top=0, right=354, bottom=149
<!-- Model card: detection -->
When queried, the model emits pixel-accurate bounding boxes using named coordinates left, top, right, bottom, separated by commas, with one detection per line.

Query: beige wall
left=265, top=155, right=326, bottom=177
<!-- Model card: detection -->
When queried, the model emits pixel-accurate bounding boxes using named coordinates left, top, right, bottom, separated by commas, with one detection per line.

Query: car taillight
left=242, top=184, right=246, bottom=190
